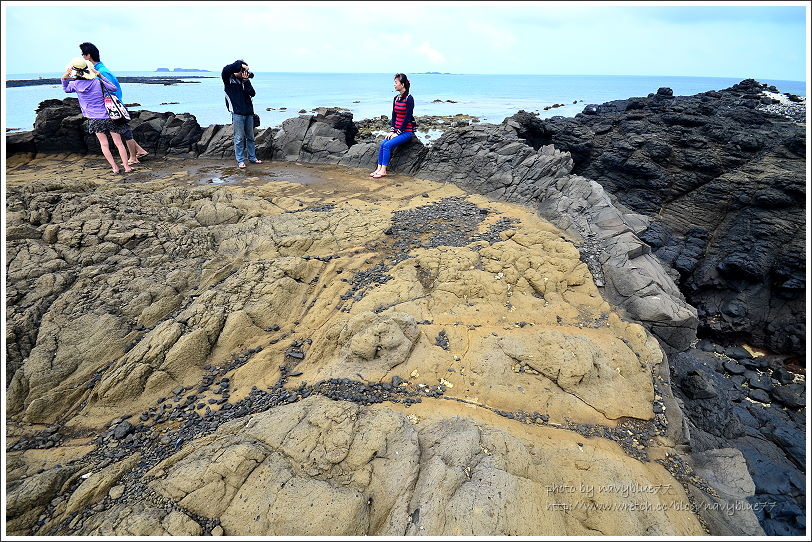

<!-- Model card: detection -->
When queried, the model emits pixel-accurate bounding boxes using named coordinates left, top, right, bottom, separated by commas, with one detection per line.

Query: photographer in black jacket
left=222, top=59, right=261, bottom=168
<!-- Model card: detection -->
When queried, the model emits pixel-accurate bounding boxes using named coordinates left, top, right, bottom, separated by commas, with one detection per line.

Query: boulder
left=770, top=383, right=805, bottom=410
left=129, top=111, right=204, bottom=156
left=32, top=98, right=87, bottom=154
left=273, top=108, right=358, bottom=164
left=688, top=448, right=764, bottom=536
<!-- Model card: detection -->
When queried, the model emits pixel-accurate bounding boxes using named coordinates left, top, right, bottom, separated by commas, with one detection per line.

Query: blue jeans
left=232, top=113, right=257, bottom=164
left=377, top=131, right=413, bottom=166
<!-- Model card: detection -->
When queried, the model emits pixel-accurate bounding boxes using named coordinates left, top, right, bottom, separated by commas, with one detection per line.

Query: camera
left=247, top=71, right=254, bottom=79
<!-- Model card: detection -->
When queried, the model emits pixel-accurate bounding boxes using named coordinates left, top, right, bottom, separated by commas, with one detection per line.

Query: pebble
left=108, top=484, right=125, bottom=500
left=112, top=421, right=133, bottom=440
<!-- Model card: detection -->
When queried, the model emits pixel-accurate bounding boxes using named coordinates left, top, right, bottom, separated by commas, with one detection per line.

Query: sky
left=1, top=1, right=809, bottom=81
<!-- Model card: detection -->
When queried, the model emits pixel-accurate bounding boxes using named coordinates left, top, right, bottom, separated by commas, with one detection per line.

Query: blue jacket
left=94, top=61, right=122, bottom=101
left=221, top=61, right=255, bottom=116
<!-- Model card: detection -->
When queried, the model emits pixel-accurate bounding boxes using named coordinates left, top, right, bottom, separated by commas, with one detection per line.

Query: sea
left=4, top=72, right=806, bottom=134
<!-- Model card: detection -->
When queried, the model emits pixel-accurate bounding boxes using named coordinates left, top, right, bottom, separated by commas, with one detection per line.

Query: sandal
left=250, top=159, right=263, bottom=164
left=371, top=172, right=387, bottom=179
left=136, top=151, right=149, bottom=159
left=238, top=162, right=246, bottom=169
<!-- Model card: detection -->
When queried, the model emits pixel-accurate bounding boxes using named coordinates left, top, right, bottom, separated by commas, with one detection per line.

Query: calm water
left=5, top=72, right=806, bottom=132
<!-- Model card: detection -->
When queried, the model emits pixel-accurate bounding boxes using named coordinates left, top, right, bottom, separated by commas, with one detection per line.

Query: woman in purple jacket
left=61, top=58, right=132, bottom=173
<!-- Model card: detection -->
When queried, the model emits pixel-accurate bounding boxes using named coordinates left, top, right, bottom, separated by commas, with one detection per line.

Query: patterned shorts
left=119, top=122, right=133, bottom=141
left=86, top=118, right=129, bottom=135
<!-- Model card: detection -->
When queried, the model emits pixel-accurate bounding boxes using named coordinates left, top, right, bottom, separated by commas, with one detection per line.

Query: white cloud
left=467, top=21, right=518, bottom=50
left=417, top=41, right=446, bottom=64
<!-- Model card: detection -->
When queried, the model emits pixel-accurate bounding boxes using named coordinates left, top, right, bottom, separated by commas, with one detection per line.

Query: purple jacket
left=62, top=75, right=118, bottom=119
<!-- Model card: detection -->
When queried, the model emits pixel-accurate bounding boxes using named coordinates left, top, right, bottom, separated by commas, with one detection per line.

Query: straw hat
left=66, top=57, right=96, bottom=79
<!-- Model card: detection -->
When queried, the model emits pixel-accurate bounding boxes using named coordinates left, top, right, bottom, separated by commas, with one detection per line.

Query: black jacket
left=221, top=61, right=255, bottom=116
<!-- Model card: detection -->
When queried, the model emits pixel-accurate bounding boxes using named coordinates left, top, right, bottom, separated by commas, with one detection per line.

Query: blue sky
left=2, top=1, right=808, bottom=81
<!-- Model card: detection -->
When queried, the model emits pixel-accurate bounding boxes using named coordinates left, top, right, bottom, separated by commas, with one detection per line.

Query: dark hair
left=394, top=73, right=410, bottom=97
left=79, top=42, right=100, bottom=63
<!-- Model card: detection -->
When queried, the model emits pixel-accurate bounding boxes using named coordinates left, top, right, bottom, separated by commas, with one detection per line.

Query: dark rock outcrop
left=23, top=98, right=206, bottom=158
left=6, top=130, right=36, bottom=155
left=503, top=79, right=805, bottom=356
left=339, top=137, right=427, bottom=175
left=273, top=107, right=358, bottom=163
left=31, top=98, right=87, bottom=154
left=128, top=110, right=204, bottom=157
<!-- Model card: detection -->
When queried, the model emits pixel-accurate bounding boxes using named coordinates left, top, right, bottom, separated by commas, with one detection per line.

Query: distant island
left=7, top=75, right=214, bottom=87
left=155, top=68, right=211, bottom=72
left=415, top=71, right=452, bottom=75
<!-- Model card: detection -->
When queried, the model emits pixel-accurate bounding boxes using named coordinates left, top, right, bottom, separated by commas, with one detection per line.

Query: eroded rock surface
left=6, top=156, right=718, bottom=536
left=8, top=78, right=803, bottom=536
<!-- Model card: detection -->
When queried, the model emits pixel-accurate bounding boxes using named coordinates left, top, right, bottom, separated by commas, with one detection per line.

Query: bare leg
left=126, top=140, right=139, bottom=164
left=95, top=133, right=119, bottom=173
left=135, top=141, right=149, bottom=158
left=110, top=133, right=133, bottom=172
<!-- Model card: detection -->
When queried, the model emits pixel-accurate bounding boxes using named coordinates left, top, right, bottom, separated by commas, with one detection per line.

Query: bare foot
left=128, top=159, right=140, bottom=165
left=136, top=151, right=149, bottom=159
left=124, top=166, right=134, bottom=173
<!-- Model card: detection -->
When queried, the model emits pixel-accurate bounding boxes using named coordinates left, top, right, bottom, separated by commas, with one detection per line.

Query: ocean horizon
left=5, top=71, right=806, bottom=134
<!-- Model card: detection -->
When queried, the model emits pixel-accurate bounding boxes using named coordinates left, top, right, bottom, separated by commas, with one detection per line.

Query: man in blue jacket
left=222, top=59, right=261, bottom=168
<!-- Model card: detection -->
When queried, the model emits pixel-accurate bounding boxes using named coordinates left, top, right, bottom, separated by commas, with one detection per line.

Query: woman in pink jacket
left=61, top=58, right=132, bottom=173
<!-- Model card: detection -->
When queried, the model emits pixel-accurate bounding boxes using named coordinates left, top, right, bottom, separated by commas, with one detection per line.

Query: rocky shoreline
left=6, top=76, right=213, bottom=88
left=5, top=79, right=806, bottom=536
